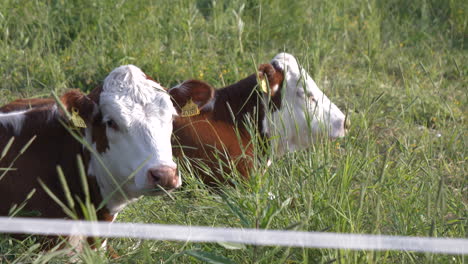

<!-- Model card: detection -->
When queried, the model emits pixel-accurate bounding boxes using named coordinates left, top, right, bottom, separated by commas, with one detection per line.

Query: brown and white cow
left=169, top=53, right=348, bottom=185
left=169, top=63, right=283, bottom=185
left=0, top=65, right=188, bottom=224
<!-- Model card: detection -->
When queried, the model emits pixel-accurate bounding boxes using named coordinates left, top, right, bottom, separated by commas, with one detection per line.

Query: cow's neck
left=80, top=144, right=116, bottom=221
left=83, top=127, right=138, bottom=216
left=49, top=123, right=115, bottom=221
left=211, top=74, right=267, bottom=133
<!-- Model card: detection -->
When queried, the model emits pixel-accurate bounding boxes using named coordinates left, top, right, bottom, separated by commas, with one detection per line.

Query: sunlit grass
left=0, top=0, right=466, bottom=263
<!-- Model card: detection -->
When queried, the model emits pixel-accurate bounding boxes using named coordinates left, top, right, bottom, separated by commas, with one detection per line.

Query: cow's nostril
left=148, top=170, right=161, bottom=184
left=147, top=166, right=178, bottom=189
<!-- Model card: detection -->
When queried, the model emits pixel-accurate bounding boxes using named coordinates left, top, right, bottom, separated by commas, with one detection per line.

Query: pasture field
left=0, top=0, right=466, bottom=263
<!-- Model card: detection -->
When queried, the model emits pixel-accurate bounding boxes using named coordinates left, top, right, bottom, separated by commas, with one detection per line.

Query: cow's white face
left=86, top=65, right=180, bottom=213
left=267, top=53, right=347, bottom=155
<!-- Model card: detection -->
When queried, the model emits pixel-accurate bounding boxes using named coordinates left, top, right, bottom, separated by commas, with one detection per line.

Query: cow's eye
left=297, top=90, right=306, bottom=99
left=305, top=91, right=316, bottom=102
left=105, top=119, right=119, bottom=130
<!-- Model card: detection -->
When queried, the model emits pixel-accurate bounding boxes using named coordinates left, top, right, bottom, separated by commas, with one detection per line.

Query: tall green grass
left=0, top=0, right=466, bottom=263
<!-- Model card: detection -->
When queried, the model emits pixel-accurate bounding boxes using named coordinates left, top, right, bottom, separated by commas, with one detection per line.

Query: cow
left=0, top=65, right=208, bottom=252
left=169, top=53, right=348, bottom=185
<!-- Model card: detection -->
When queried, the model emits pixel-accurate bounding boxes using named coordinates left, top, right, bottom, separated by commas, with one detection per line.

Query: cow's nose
left=147, top=166, right=179, bottom=190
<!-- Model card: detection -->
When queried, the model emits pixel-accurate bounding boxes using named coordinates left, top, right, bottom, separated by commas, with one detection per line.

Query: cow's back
left=0, top=98, right=55, bottom=112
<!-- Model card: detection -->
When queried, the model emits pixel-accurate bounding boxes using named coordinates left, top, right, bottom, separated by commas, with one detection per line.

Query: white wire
left=0, top=217, right=466, bottom=254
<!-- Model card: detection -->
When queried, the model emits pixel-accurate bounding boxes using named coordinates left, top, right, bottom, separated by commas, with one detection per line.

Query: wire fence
left=0, top=217, right=466, bottom=255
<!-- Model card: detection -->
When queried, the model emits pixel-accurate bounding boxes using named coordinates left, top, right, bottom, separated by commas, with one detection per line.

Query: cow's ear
left=169, top=80, right=215, bottom=115
left=60, top=89, right=97, bottom=125
left=257, top=63, right=284, bottom=96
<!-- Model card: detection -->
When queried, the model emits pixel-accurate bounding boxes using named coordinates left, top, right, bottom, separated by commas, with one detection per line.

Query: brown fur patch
left=258, top=63, right=284, bottom=110
left=91, top=113, right=109, bottom=153
left=87, top=85, right=103, bottom=104
left=173, top=113, right=253, bottom=185
left=257, top=63, right=284, bottom=95
left=0, top=98, right=55, bottom=112
left=60, top=90, right=96, bottom=124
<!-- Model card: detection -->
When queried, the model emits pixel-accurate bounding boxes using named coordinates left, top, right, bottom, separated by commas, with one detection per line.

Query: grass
left=0, top=0, right=466, bottom=263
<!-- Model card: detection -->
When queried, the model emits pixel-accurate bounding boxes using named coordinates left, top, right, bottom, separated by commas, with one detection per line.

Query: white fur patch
left=102, top=65, right=167, bottom=105
left=0, top=110, right=27, bottom=135
left=271, top=84, right=279, bottom=94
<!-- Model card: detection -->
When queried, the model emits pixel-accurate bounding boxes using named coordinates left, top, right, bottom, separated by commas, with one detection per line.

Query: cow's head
left=75, top=65, right=180, bottom=213
left=267, top=53, right=348, bottom=155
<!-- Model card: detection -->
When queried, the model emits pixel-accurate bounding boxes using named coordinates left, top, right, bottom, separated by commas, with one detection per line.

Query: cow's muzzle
left=147, top=166, right=180, bottom=190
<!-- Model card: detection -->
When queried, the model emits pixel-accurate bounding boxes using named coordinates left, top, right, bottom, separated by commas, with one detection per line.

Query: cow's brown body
left=170, top=64, right=284, bottom=185
left=0, top=91, right=113, bottom=220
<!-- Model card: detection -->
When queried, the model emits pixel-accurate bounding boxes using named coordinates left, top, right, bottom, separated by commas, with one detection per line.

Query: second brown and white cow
left=169, top=53, right=348, bottom=185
